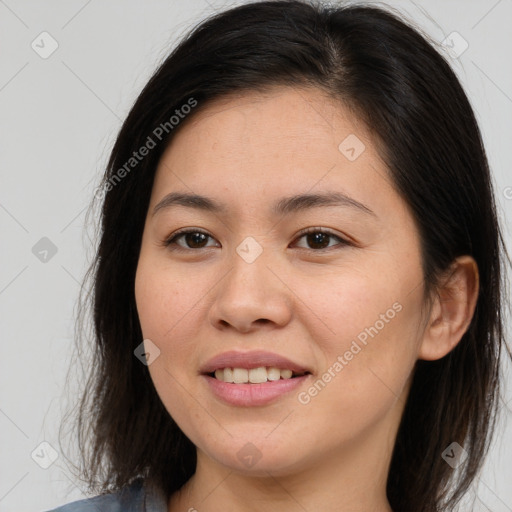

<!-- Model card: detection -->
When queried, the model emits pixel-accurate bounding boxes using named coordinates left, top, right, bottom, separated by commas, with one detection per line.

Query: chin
left=200, top=433, right=309, bottom=477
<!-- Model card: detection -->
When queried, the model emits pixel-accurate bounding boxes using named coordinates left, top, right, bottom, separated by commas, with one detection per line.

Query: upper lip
left=200, top=350, right=311, bottom=374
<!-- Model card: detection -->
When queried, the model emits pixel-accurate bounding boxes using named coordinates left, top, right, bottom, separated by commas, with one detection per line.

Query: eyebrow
left=152, top=191, right=376, bottom=218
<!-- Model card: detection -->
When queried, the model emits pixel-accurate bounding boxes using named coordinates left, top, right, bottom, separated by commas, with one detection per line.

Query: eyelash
left=162, top=227, right=351, bottom=252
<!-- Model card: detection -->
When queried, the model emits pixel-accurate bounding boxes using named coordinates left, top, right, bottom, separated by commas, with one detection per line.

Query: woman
left=48, top=1, right=510, bottom=511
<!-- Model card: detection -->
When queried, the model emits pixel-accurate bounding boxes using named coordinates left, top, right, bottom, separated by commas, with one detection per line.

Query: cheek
left=293, top=267, right=403, bottom=353
left=294, top=267, right=422, bottom=424
left=135, top=255, right=204, bottom=343
left=134, top=256, right=215, bottom=412
left=135, top=261, right=203, bottom=435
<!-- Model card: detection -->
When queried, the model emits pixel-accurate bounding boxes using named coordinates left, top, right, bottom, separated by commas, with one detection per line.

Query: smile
left=202, top=371, right=311, bottom=407
left=211, top=367, right=309, bottom=383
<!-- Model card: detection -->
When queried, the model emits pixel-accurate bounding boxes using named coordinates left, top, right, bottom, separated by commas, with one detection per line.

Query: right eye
left=163, top=229, right=220, bottom=251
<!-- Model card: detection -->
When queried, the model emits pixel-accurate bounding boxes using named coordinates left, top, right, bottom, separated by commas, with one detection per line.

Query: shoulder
left=43, top=477, right=168, bottom=512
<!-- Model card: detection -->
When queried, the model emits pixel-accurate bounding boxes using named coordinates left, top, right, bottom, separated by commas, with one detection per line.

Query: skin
left=134, top=86, right=479, bottom=512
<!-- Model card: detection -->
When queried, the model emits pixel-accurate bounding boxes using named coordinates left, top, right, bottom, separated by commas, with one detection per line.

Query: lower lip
left=202, top=374, right=310, bottom=407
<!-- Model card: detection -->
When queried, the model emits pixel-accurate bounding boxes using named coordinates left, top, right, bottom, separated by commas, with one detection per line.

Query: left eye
left=293, top=228, right=348, bottom=250
left=163, top=228, right=349, bottom=251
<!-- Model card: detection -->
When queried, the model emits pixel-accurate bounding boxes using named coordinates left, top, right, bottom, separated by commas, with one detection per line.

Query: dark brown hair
left=60, top=1, right=511, bottom=511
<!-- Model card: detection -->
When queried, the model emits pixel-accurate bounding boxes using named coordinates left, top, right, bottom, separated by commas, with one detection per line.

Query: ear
left=418, top=256, right=479, bottom=361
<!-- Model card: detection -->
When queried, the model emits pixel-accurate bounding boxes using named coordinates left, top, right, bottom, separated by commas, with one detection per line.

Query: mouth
left=202, top=368, right=312, bottom=407
left=206, top=367, right=311, bottom=384
left=200, top=350, right=313, bottom=405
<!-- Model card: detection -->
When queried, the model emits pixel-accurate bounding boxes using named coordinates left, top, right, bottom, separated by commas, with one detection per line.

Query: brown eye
left=163, top=227, right=349, bottom=252
left=164, top=229, right=218, bottom=250
left=293, top=228, right=349, bottom=251
left=304, top=232, right=330, bottom=250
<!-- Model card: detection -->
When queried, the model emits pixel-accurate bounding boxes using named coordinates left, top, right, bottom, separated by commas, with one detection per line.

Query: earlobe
left=418, top=256, right=479, bottom=361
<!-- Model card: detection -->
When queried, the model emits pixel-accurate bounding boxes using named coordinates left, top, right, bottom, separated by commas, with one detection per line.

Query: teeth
left=212, top=366, right=304, bottom=383
left=223, top=368, right=233, bottom=382
left=249, top=367, right=267, bottom=383
left=233, top=368, right=248, bottom=383
left=280, top=369, right=293, bottom=379
left=267, top=367, right=281, bottom=381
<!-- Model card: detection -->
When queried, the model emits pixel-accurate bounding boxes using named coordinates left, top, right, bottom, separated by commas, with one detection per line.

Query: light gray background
left=1, top=1, right=511, bottom=511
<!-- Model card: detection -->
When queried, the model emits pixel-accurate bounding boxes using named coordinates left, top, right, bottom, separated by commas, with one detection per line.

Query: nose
left=208, top=245, right=293, bottom=333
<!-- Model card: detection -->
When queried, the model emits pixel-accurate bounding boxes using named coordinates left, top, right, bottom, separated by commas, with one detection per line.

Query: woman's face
left=135, top=86, right=428, bottom=477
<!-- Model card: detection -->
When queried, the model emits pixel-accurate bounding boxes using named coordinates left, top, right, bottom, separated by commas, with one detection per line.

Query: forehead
left=156, top=87, right=379, bottom=177
left=168, top=86, right=368, bottom=158
left=150, top=86, right=403, bottom=223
